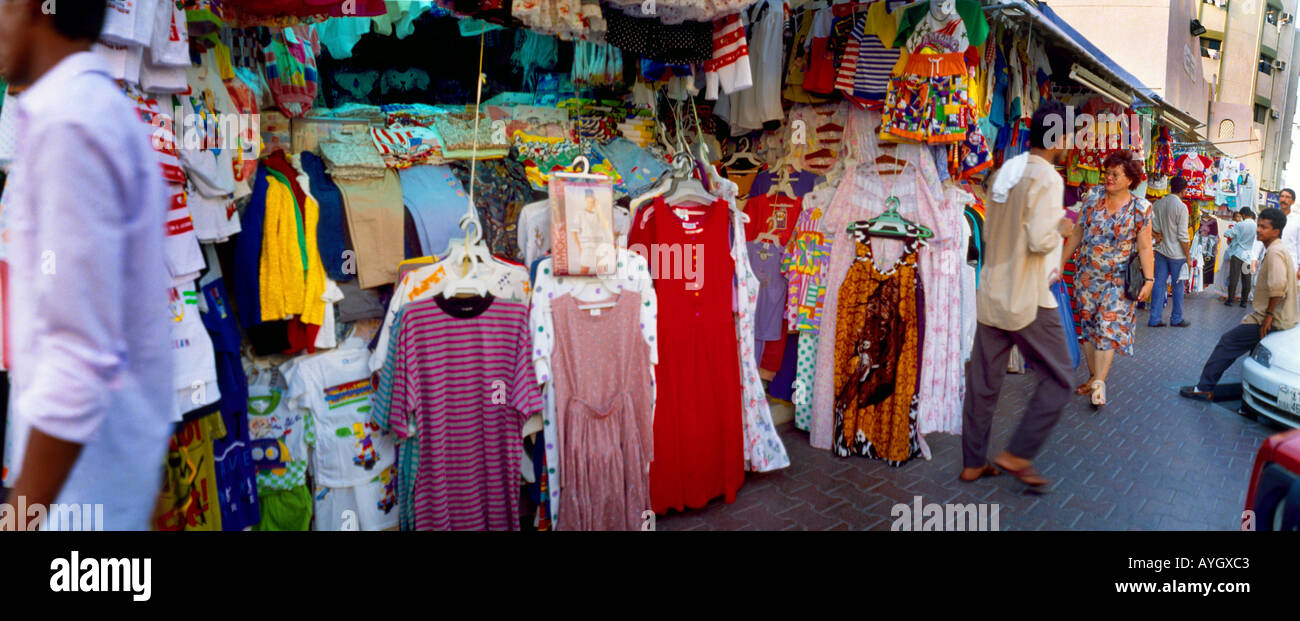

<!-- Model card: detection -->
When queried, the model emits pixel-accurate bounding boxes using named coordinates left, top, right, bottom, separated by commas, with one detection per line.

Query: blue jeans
left=1149, top=252, right=1186, bottom=325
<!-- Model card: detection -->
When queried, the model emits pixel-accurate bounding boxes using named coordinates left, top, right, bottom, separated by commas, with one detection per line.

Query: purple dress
left=749, top=240, right=789, bottom=365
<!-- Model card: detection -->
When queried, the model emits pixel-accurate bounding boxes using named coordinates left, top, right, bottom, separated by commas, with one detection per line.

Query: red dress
left=630, top=197, right=745, bottom=513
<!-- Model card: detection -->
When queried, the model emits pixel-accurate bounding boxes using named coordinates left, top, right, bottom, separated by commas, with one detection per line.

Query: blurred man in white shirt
left=0, top=0, right=173, bottom=530
left=1278, top=188, right=1299, bottom=276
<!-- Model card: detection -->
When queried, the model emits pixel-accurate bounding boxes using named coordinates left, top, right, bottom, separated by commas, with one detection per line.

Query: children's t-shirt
left=748, top=169, right=822, bottom=198
left=101, top=0, right=159, bottom=47
left=744, top=193, right=805, bottom=246
left=171, top=281, right=221, bottom=420
left=284, top=347, right=396, bottom=488
left=247, top=382, right=314, bottom=491
left=153, top=410, right=226, bottom=531
left=1176, top=153, right=1215, bottom=201
left=149, top=0, right=190, bottom=67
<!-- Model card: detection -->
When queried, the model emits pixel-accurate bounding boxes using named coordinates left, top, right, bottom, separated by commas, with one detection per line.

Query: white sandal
left=1090, top=380, right=1107, bottom=408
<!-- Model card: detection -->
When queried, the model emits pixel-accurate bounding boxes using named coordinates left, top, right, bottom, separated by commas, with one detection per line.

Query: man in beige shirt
left=1182, top=207, right=1299, bottom=401
left=961, top=101, right=1074, bottom=489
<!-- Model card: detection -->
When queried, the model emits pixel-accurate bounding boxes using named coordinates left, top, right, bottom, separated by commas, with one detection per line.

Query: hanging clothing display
left=550, top=292, right=654, bottom=530
left=630, top=198, right=744, bottom=513
left=832, top=227, right=925, bottom=465
left=380, top=295, right=543, bottom=530
left=880, top=0, right=989, bottom=145
left=530, top=249, right=657, bottom=525
left=283, top=343, right=397, bottom=530
left=11, top=0, right=1230, bottom=534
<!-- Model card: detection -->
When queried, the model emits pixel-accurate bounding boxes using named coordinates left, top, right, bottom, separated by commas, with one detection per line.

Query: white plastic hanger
left=551, top=154, right=610, bottom=182
left=771, top=159, right=798, bottom=199
left=576, top=291, right=619, bottom=312
left=442, top=215, right=491, bottom=297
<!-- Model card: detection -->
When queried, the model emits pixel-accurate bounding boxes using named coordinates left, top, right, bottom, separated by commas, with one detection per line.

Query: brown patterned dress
left=832, top=228, right=924, bottom=465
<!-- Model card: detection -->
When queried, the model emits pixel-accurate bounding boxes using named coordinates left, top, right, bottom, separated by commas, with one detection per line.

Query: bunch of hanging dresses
left=832, top=226, right=924, bottom=465
left=630, top=196, right=745, bottom=513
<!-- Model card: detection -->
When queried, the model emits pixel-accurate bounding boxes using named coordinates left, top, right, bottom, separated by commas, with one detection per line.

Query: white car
left=1243, top=327, right=1300, bottom=428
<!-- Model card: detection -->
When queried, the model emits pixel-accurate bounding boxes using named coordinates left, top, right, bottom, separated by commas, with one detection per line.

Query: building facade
left=1052, top=0, right=1210, bottom=128
left=1053, top=0, right=1300, bottom=192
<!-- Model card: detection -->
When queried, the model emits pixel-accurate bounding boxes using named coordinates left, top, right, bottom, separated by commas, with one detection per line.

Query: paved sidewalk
left=657, top=292, right=1283, bottom=531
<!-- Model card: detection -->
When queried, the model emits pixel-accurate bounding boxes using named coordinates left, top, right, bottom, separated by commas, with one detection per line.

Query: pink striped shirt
left=388, top=295, right=544, bottom=531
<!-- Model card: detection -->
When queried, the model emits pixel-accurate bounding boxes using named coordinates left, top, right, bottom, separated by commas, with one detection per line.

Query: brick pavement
left=657, top=291, right=1285, bottom=531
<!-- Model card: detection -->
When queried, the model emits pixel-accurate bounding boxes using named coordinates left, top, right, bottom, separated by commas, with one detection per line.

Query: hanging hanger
left=769, top=154, right=799, bottom=199
left=552, top=154, right=609, bottom=182
left=849, top=196, right=934, bottom=240
left=662, top=99, right=715, bottom=206
left=685, top=96, right=750, bottom=222
left=755, top=215, right=782, bottom=246
left=721, top=137, right=764, bottom=172
left=875, top=151, right=907, bottom=176
left=442, top=215, right=491, bottom=297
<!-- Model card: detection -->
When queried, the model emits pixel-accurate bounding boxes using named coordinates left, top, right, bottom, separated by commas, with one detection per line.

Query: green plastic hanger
left=849, top=196, right=934, bottom=240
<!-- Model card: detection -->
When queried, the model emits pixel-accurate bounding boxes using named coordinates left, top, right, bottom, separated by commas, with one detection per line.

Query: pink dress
left=551, top=292, right=655, bottom=530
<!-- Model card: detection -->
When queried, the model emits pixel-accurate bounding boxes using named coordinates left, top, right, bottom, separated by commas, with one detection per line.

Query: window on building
left=1267, top=7, right=1279, bottom=25
left=1261, top=53, right=1276, bottom=74
left=1201, top=37, right=1222, bottom=58
left=1220, top=119, right=1235, bottom=138
left=1256, top=104, right=1269, bottom=124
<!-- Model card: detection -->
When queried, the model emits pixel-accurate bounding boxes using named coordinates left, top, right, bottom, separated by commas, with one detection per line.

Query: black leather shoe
left=1224, top=298, right=1235, bottom=306
left=1241, top=301, right=1248, bottom=308
left=1179, top=385, right=1214, bottom=401
left=1171, top=320, right=1191, bottom=327
left=1148, top=322, right=1166, bottom=327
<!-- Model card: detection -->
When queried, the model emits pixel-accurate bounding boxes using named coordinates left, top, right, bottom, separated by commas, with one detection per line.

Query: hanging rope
left=465, top=31, right=487, bottom=249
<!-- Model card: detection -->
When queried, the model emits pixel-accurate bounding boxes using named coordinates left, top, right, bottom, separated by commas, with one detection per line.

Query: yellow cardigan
left=259, top=170, right=326, bottom=325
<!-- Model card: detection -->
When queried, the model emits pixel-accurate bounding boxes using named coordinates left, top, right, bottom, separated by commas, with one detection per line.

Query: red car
left=1244, top=429, right=1300, bottom=531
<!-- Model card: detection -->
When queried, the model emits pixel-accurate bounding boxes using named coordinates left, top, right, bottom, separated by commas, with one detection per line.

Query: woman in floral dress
left=1061, top=151, right=1155, bottom=407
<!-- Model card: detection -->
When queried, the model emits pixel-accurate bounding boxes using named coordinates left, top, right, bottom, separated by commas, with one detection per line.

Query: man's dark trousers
left=962, top=306, right=1074, bottom=468
left=1196, top=323, right=1271, bottom=391
left=1228, top=256, right=1252, bottom=302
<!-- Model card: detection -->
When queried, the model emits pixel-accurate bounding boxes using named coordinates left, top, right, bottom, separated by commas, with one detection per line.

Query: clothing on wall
left=336, top=169, right=406, bottom=288
left=630, top=197, right=745, bottom=513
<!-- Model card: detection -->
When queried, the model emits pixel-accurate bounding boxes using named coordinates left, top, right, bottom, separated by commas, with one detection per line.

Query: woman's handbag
left=1123, top=254, right=1144, bottom=301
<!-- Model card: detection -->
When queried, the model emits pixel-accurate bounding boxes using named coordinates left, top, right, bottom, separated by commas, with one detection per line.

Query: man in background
left=1224, top=208, right=1257, bottom=307
left=1148, top=176, right=1192, bottom=327
left=0, top=0, right=173, bottom=530
left=1182, top=208, right=1297, bottom=401
left=1277, top=188, right=1299, bottom=274
left=960, top=101, right=1073, bottom=489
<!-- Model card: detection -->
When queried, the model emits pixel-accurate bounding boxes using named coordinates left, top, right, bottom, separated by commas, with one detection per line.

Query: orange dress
left=832, top=229, right=924, bottom=465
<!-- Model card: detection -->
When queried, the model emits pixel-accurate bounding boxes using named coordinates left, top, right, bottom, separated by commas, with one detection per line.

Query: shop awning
left=983, top=0, right=1155, bottom=107
left=985, top=0, right=1205, bottom=137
